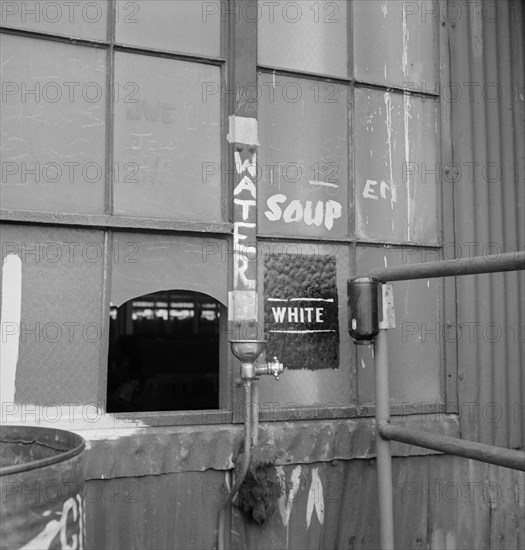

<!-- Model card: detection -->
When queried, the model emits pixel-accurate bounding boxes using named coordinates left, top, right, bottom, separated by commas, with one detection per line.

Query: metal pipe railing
left=380, top=424, right=525, bottom=472
left=369, top=250, right=524, bottom=282
left=362, top=250, right=525, bottom=549
left=374, top=329, right=395, bottom=550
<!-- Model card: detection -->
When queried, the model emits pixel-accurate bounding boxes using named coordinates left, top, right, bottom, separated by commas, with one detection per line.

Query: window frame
left=0, top=0, right=451, bottom=426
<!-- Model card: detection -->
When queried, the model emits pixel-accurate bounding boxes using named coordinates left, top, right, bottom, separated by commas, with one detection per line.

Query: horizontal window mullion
left=0, top=211, right=234, bottom=235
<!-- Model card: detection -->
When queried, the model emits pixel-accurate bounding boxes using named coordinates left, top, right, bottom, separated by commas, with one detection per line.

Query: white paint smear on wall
left=0, top=254, right=22, bottom=406
left=306, top=467, right=325, bottom=529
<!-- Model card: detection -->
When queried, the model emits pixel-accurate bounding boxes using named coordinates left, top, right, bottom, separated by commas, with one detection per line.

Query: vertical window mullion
left=105, top=0, right=116, bottom=215
left=229, top=0, right=260, bottom=422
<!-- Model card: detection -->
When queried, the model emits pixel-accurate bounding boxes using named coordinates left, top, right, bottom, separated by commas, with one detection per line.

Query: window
left=1, top=1, right=223, bottom=219
left=0, top=1, right=228, bottom=418
left=107, top=291, right=221, bottom=413
left=1, top=1, right=443, bottom=422
left=254, top=0, right=442, bottom=417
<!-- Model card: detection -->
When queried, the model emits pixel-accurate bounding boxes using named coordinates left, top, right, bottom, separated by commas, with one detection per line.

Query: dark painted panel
left=255, top=241, right=353, bottom=407
left=257, top=73, right=349, bottom=239
left=112, top=52, right=222, bottom=221
left=0, top=35, right=106, bottom=215
left=264, top=252, right=339, bottom=370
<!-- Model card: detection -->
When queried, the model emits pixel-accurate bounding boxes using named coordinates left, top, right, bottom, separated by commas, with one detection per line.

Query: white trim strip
left=289, top=298, right=335, bottom=302
left=267, top=298, right=335, bottom=303
left=269, top=330, right=336, bottom=334
left=308, top=180, right=339, bottom=188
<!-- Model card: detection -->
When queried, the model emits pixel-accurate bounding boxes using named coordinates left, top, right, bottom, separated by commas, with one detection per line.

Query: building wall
left=1, top=1, right=524, bottom=549
left=449, top=0, right=525, bottom=449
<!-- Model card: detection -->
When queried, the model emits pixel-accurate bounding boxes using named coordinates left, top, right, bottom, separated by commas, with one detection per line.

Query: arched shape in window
left=107, top=290, right=223, bottom=413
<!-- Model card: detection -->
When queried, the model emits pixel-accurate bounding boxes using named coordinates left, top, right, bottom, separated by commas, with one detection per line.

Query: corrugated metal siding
left=83, top=457, right=524, bottom=550
left=450, top=0, right=525, bottom=448
left=82, top=443, right=523, bottom=550
left=85, top=470, right=227, bottom=550
left=232, top=456, right=524, bottom=550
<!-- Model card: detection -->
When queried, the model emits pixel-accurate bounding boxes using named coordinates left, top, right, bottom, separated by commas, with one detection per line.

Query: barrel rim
left=0, top=425, right=85, bottom=476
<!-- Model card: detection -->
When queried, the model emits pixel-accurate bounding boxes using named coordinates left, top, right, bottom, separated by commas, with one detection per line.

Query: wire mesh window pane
left=354, top=87, right=439, bottom=244
left=0, top=35, right=106, bottom=214
left=112, top=52, right=222, bottom=220
left=115, top=0, right=221, bottom=57
left=258, top=0, right=348, bottom=77
left=257, top=72, right=349, bottom=239
left=355, top=246, right=443, bottom=405
left=0, top=224, right=105, bottom=405
left=353, top=0, right=438, bottom=89
left=0, top=0, right=108, bottom=41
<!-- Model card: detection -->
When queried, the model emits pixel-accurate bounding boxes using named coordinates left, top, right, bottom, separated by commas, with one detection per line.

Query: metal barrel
left=0, top=425, right=86, bottom=550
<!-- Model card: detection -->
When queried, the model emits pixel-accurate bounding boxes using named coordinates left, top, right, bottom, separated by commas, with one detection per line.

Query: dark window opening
left=107, top=290, right=221, bottom=413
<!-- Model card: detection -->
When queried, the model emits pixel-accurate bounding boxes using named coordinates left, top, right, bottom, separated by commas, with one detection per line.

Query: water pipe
left=217, top=341, right=283, bottom=550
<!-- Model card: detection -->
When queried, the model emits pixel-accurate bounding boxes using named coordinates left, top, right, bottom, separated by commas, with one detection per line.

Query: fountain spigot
left=255, top=357, right=284, bottom=380
left=229, top=340, right=284, bottom=381
left=230, top=340, right=267, bottom=381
